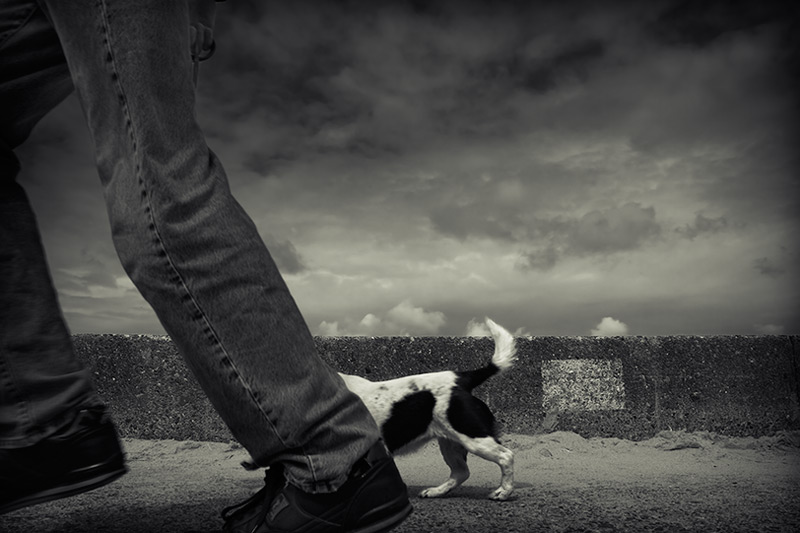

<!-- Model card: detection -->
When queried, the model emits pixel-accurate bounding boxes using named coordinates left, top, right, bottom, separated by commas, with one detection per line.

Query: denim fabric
left=0, top=0, right=379, bottom=493
left=0, top=0, right=101, bottom=452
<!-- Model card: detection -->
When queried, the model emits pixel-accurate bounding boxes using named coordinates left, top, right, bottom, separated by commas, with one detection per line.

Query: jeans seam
left=299, top=444, right=319, bottom=487
left=95, top=0, right=292, bottom=457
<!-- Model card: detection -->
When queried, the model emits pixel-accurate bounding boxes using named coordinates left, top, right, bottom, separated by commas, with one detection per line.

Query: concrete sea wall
left=73, top=334, right=800, bottom=442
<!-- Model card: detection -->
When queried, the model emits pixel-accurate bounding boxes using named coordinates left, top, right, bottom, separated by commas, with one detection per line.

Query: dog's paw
left=419, top=487, right=448, bottom=498
left=488, top=487, right=513, bottom=501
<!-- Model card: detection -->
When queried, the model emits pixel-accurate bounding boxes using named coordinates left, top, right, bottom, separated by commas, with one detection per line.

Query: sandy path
left=2, top=431, right=798, bottom=532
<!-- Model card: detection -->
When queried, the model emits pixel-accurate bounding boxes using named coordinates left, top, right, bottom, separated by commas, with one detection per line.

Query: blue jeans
left=0, top=0, right=379, bottom=493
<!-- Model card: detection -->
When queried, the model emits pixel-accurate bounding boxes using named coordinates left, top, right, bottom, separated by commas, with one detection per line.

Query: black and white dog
left=339, top=318, right=516, bottom=500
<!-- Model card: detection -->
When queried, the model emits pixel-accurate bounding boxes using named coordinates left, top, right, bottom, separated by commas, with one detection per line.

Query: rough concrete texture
left=72, top=334, right=800, bottom=442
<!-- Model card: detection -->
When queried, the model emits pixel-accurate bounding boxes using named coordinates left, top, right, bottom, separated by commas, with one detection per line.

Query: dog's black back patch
left=381, top=390, right=436, bottom=452
left=446, top=387, right=497, bottom=439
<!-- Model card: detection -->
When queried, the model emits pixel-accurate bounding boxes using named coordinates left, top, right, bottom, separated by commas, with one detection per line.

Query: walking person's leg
left=1, top=0, right=410, bottom=529
left=0, top=1, right=126, bottom=515
left=42, top=0, right=382, bottom=493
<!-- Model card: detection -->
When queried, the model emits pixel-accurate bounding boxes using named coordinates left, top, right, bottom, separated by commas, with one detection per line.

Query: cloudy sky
left=17, top=0, right=799, bottom=337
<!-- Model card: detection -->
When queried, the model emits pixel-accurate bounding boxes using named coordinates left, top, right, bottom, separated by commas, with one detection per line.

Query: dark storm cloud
left=648, top=0, right=793, bottom=47
left=16, top=0, right=799, bottom=335
left=514, top=204, right=661, bottom=271
left=753, top=248, right=799, bottom=281
left=676, top=213, right=729, bottom=240
left=569, top=203, right=660, bottom=253
left=518, top=245, right=559, bottom=272
left=429, top=205, right=519, bottom=242
left=753, top=256, right=785, bottom=278
left=203, top=0, right=624, bottom=165
left=206, top=0, right=798, bottom=230
left=512, top=38, right=607, bottom=94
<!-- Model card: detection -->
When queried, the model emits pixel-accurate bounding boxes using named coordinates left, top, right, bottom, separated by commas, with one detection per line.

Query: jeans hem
left=284, top=470, right=350, bottom=495
left=0, top=395, right=103, bottom=449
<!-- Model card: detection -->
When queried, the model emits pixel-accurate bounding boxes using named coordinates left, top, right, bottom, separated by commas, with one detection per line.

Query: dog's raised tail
left=457, top=318, right=517, bottom=392
left=485, top=317, right=517, bottom=373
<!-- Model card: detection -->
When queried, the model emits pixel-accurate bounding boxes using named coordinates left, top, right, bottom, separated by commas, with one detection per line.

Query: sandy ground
left=1, top=431, right=798, bottom=533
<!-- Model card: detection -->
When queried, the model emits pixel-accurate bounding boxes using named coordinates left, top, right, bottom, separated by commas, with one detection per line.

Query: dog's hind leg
left=418, top=438, right=470, bottom=498
left=460, top=436, right=514, bottom=500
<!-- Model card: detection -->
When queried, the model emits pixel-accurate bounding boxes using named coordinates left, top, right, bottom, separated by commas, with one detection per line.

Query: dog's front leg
left=419, top=438, right=470, bottom=498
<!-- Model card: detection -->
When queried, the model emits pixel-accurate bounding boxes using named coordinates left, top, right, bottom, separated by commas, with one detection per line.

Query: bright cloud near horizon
left=591, top=317, right=630, bottom=337
left=17, top=0, right=799, bottom=337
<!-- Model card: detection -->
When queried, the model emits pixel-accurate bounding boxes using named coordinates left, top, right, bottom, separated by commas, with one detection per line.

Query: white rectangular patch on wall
left=542, top=358, right=626, bottom=411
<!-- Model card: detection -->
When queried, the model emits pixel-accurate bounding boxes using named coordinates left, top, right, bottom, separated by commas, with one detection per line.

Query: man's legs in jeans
left=0, top=3, right=127, bottom=515
left=0, top=0, right=104, bottom=449
left=1, top=0, right=380, bottom=495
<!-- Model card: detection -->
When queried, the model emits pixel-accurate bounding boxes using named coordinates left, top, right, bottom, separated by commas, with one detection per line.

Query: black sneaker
left=0, top=406, right=127, bottom=515
left=222, top=441, right=412, bottom=533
